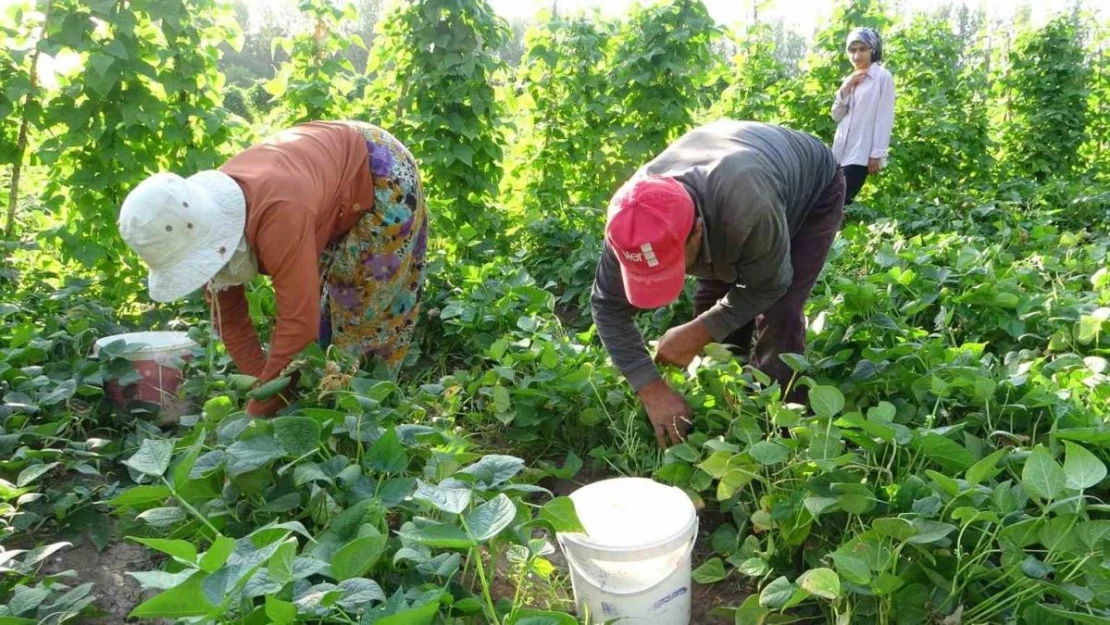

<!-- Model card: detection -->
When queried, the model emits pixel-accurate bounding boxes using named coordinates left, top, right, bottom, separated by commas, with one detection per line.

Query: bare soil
left=42, top=540, right=170, bottom=625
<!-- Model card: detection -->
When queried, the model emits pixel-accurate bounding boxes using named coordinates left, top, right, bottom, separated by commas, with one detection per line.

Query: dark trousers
left=842, top=164, right=869, bottom=205
left=693, top=169, right=846, bottom=402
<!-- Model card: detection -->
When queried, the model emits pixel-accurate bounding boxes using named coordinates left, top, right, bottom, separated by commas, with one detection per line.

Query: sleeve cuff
left=625, top=362, right=661, bottom=391
left=699, top=306, right=742, bottom=343
left=870, top=149, right=889, bottom=159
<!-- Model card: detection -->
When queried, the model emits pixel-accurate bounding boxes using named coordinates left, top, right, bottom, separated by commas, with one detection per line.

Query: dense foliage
left=3, top=0, right=1110, bottom=623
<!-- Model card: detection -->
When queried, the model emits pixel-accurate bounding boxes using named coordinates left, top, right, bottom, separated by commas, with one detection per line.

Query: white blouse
left=831, top=64, right=896, bottom=168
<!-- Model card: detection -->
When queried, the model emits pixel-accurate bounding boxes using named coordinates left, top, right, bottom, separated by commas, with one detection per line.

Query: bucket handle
left=560, top=519, right=698, bottom=598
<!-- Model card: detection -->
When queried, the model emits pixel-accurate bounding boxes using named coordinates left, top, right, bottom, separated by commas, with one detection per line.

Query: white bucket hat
left=118, top=171, right=246, bottom=302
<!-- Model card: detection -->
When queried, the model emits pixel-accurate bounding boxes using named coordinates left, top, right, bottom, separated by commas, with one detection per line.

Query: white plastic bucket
left=557, top=477, right=698, bottom=625
left=92, top=331, right=197, bottom=408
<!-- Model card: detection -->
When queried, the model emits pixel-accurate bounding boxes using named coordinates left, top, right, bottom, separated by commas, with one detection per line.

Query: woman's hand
left=868, top=157, right=883, bottom=174
left=839, top=69, right=868, bottom=97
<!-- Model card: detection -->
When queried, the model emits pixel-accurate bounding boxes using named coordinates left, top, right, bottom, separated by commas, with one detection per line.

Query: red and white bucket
left=92, top=331, right=197, bottom=410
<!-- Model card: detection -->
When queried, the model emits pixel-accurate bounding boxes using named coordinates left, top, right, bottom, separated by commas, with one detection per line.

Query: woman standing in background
left=832, top=27, right=896, bottom=205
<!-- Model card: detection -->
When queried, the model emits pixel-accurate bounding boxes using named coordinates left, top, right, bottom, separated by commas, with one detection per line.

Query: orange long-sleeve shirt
left=209, top=122, right=376, bottom=415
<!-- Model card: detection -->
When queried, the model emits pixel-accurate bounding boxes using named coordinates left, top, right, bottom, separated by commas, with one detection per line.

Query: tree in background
left=508, top=11, right=618, bottom=217
left=710, top=16, right=794, bottom=124
left=367, top=0, right=509, bottom=254
left=608, top=0, right=719, bottom=180
left=264, top=0, right=366, bottom=126
left=1082, top=18, right=1109, bottom=180
left=996, top=14, right=1090, bottom=181
left=877, top=9, right=992, bottom=197
left=33, top=0, right=242, bottom=297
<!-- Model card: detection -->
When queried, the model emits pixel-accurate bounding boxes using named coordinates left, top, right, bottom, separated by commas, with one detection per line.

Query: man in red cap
left=591, top=120, right=845, bottom=447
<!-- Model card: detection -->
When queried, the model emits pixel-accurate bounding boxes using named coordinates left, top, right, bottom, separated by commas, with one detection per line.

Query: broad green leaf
left=966, top=448, right=1008, bottom=486
left=124, top=439, right=175, bottom=477
left=273, top=417, right=321, bottom=457
left=457, top=454, right=525, bottom=487
left=464, top=494, right=516, bottom=541
left=331, top=533, right=388, bottom=580
left=368, top=428, right=408, bottom=473
left=336, top=578, right=386, bottom=610
left=906, top=520, right=957, bottom=545
left=872, top=517, right=917, bottom=542
left=798, top=567, right=840, bottom=600
left=127, top=570, right=194, bottom=591
left=130, top=538, right=197, bottom=563
left=748, top=441, right=789, bottom=465
left=399, top=523, right=476, bottom=549
left=692, top=558, right=727, bottom=584
left=916, top=434, right=974, bottom=472
left=1022, top=445, right=1066, bottom=501
left=373, top=597, right=440, bottom=625
left=129, top=572, right=215, bottom=618
left=718, top=469, right=757, bottom=501
left=199, top=536, right=236, bottom=573
left=9, top=586, right=50, bottom=616
left=135, top=507, right=187, bottom=529
left=1038, top=605, right=1110, bottom=625
left=506, top=609, right=579, bottom=625
left=268, top=538, right=298, bottom=584
left=810, top=386, right=845, bottom=418
left=1063, top=441, right=1106, bottom=490
left=759, top=576, right=795, bottom=609
left=538, top=497, right=585, bottom=533
left=831, top=551, right=871, bottom=585
left=734, top=595, right=771, bottom=625
left=226, top=435, right=284, bottom=477
left=413, top=480, right=472, bottom=514
left=16, top=462, right=59, bottom=487
left=265, top=595, right=297, bottom=624
left=109, top=484, right=172, bottom=509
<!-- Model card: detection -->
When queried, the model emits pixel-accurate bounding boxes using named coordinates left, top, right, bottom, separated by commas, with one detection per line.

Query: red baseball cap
left=605, top=176, right=695, bottom=309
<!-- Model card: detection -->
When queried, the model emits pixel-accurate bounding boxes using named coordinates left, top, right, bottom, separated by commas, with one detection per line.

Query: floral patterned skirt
left=318, top=122, right=428, bottom=375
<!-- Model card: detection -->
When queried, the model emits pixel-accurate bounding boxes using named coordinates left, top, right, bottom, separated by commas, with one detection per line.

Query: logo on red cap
left=605, top=176, right=694, bottom=309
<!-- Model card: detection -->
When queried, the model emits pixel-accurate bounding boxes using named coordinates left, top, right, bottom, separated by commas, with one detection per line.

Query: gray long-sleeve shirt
left=591, top=120, right=838, bottom=390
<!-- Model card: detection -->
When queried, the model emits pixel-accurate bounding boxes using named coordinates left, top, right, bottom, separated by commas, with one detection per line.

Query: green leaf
left=16, top=462, right=59, bottom=487
left=464, top=494, right=517, bottom=541
left=872, top=517, right=918, bottom=542
left=9, top=586, right=50, bottom=616
left=226, top=435, right=284, bottom=477
left=1022, top=445, right=1066, bottom=501
left=748, top=441, right=789, bottom=465
left=135, top=507, right=187, bottom=528
left=374, top=597, right=440, bottom=625
left=1062, top=441, right=1106, bottom=490
left=810, top=386, right=845, bottom=418
left=265, top=595, right=297, bottom=624
left=105, top=486, right=150, bottom=515
left=337, top=578, right=386, bottom=610
left=966, top=448, right=1008, bottom=486
left=916, top=433, right=974, bottom=472
left=399, top=523, right=476, bottom=549
left=539, top=497, right=585, bottom=533
left=906, top=520, right=957, bottom=545
left=124, top=439, right=175, bottom=477
left=506, top=608, right=579, bottom=625
left=718, top=469, right=757, bottom=501
left=199, top=536, right=236, bottom=573
left=368, top=428, right=408, bottom=473
left=797, top=567, right=840, bottom=600
left=331, top=533, right=388, bottom=580
left=734, top=595, right=771, bottom=625
left=413, top=480, right=472, bottom=514
left=831, top=551, right=871, bottom=585
left=129, top=572, right=215, bottom=618
left=692, top=557, right=727, bottom=584
left=203, top=395, right=235, bottom=422
left=1038, top=606, right=1110, bottom=625
left=130, top=538, right=197, bottom=563
left=457, top=454, right=525, bottom=487
left=759, top=576, right=795, bottom=609
left=273, top=417, right=321, bottom=457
